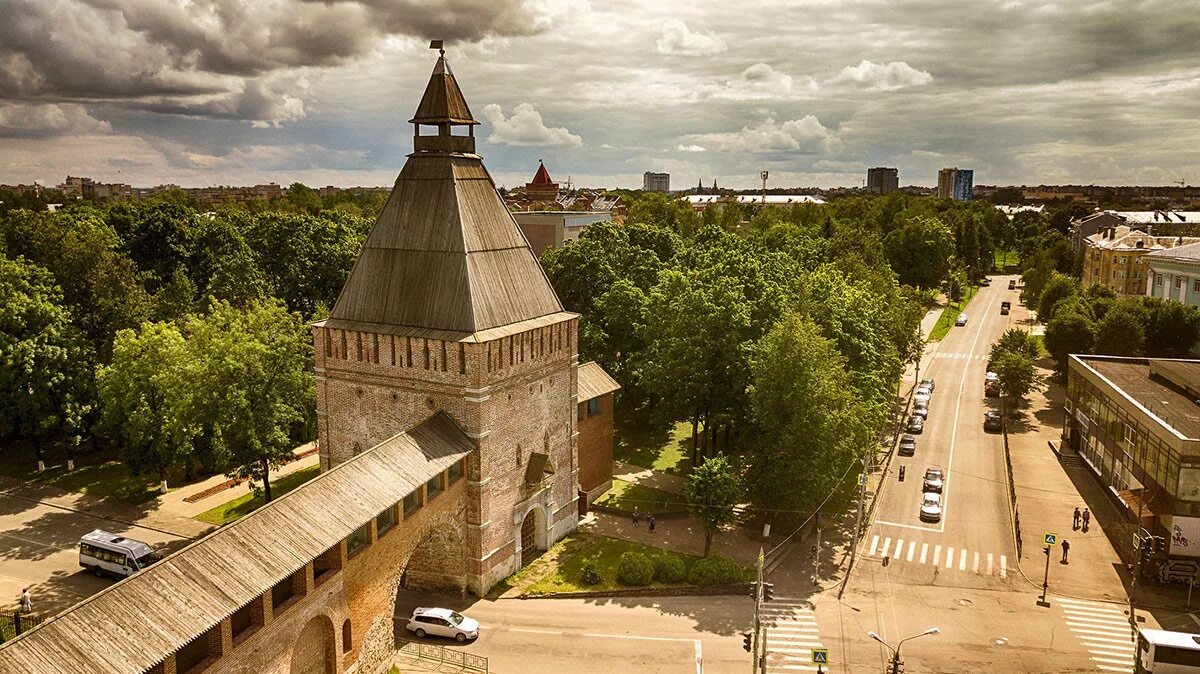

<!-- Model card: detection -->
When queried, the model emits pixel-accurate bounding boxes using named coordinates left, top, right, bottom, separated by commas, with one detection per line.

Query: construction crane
left=1175, top=179, right=1186, bottom=187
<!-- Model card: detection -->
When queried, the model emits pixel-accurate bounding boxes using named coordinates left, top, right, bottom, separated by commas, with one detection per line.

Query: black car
left=984, top=411, right=1003, bottom=433
left=899, top=434, right=916, bottom=456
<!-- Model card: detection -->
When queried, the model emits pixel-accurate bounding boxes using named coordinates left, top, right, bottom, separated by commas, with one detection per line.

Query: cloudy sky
left=1, top=0, right=1199, bottom=190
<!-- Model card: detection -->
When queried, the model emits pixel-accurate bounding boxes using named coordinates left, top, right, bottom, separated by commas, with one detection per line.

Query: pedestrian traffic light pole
left=745, top=549, right=774, bottom=674
left=1130, top=497, right=1143, bottom=640
left=842, top=453, right=869, bottom=599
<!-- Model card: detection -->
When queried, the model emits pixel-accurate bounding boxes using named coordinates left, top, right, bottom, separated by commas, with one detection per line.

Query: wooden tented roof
left=578, top=361, right=621, bottom=401
left=409, top=56, right=477, bottom=125
left=329, top=56, right=564, bottom=336
left=0, top=413, right=474, bottom=674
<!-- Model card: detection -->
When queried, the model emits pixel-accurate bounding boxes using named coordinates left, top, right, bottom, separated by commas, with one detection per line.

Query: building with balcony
left=1082, top=226, right=1200, bottom=296
left=866, top=167, right=898, bottom=195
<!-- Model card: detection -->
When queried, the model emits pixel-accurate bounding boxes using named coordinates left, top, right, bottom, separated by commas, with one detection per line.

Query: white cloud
left=702, top=63, right=818, bottom=101
left=826, top=60, right=933, bottom=92
left=676, top=144, right=707, bottom=152
left=482, top=103, right=582, bottom=147
left=0, top=103, right=111, bottom=137
left=706, top=117, right=838, bottom=154
left=655, top=19, right=727, bottom=56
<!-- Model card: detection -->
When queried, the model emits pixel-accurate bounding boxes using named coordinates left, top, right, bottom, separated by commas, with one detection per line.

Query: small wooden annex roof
left=409, top=55, right=477, bottom=125
left=578, top=361, right=621, bottom=402
left=329, top=54, right=564, bottom=336
left=0, top=413, right=474, bottom=674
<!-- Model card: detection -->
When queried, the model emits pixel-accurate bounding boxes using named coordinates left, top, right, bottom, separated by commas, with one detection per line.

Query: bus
left=79, top=530, right=158, bottom=579
left=1138, top=628, right=1200, bottom=672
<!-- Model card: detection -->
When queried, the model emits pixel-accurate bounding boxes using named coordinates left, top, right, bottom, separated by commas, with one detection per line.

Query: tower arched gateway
left=312, top=47, right=582, bottom=595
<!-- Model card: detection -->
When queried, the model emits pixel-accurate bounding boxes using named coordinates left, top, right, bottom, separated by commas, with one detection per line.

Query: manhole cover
left=994, top=637, right=1008, bottom=646
left=956, top=598, right=973, bottom=606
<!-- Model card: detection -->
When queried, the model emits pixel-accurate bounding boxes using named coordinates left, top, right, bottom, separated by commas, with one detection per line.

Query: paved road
left=394, top=589, right=748, bottom=673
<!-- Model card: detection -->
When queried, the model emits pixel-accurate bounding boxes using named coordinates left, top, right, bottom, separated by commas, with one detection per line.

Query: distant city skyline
left=1, top=0, right=1197, bottom=189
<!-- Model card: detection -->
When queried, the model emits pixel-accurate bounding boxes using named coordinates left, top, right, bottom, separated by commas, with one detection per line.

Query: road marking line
left=874, top=520, right=940, bottom=532
left=894, top=538, right=904, bottom=559
left=1074, top=633, right=1138, bottom=645
left=933, top=545, right=942, bottom=566
left=959, top=551, right=967, bottom=571
left=907, top=540, right=916, bottom=562
left=1088, top=648, right=1134, bottom=657
left=945, top=547, right=954, bottom=568
left=1095, top=667, right=1132, bottom=673
left=882, top=537, right=892, bottom=558
left=1058, top=597, right=1115, bottom=606
left=510, top=627, right=562, bottom=635
left=1066, top=616, right=1133, bottom=628
left=987, top=553, right=994, bottom=575
left=920, top=543, right=928, bottom=564
left=973, top=551, right=980, bottom=573
left=584, top=633, right=702, bottom=643
left=769, top=643, right=826, bottom=651
left=1092, top=656, right=1135, bottom=665
left=1065, top=606, right=1127, bottom=618
left=1000, top=555, right=1007, bottom=578
left=869, top=535, right=879, bottom=556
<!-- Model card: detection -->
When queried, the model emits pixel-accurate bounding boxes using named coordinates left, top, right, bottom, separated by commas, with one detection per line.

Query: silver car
left=912, top=400, right=929, bottom=419
left=920, top=492, right=942, bottom=522
left=406, top=607, right=480, bottom=642
left=955, top=313, right=968, bottom=326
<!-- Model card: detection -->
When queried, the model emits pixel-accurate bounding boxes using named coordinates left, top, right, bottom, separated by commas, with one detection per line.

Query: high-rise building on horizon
left=867, top=167, right=899, bottom=194
left=643, top=171, right=670, bottom=192
left=938, top=167, right=974, bottom=200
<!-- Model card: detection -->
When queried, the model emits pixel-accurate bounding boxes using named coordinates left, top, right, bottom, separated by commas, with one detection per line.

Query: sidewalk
left=157, top=443, right=320, bottom=519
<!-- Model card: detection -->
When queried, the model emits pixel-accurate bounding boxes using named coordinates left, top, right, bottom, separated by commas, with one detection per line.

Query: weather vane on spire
left=429, top=39, right=445, bottom=57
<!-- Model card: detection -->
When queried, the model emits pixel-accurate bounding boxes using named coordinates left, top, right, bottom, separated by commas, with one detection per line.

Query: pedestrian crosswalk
left=1059, top=597, right=1136, bottom=673
left=867, top=535, right=1007, bottom=578
left=929, top=352, right=986, bottom=361
left=762, top=598, right=827, bottom=672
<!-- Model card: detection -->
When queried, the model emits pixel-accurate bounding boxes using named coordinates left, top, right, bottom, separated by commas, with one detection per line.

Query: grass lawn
left=929, top=284, right=980, bottom=342
left=994, top=249, right=1017, bottom=271
left=500, top=532, right=752, bottom=595
left=194, top=465, right=321, bottom=525
left=613, top=418, right=694, bottom=475
left=0, top=441, right=180, bottom=505
left=594, top=478, right=687, bottom=514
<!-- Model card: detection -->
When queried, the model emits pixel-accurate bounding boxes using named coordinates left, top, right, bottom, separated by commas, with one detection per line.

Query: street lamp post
left=869, top=627, right=940, bottom=674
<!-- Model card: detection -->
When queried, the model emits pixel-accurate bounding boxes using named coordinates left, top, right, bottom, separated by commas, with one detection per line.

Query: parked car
left=920, top=492, right=943, bottom=522
left=80, top=530, right=158, bottom=579
left=923, top=467, right=944, bottom=493
left=919, top=378, right=935, bottom=392
left=955, top=313, right=968, bottom=327
left=985, top=371, right=1000, bottom=397
left=912, top=400, right=929, bottom=419
left=914, top=386, right=932, bottom=404
left=1000, top=300, right=1011, bottom=315
left=1008, top=279, right=1017, bottom=290
left=907, top=415, right=925, bottom=434
left=899, top=434, right=916, bottom=457
left=982, top=277, right=991, bottom=286
left=406, top=607, right=480, bottom=643
left=984, top=410, right=1004, bottom=433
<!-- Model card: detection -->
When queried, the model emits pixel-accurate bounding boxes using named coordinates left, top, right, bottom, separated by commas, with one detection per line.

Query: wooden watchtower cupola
left=410, top=42, right=479, bottom=156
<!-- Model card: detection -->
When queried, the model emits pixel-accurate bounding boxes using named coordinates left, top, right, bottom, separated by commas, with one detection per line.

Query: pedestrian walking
left=19, top=588, right=31, bottom=614
left=1082, top=508, right=1091, bottom=532
left=632, top=506, right=641, bottom=527
left=1073, top=507, right=1081, bottom=530
left=899, top=466, right=906, bottom=481
left=648, top=515, right=657, bottom=533
left=1061, top=540, right=1070, bottom=564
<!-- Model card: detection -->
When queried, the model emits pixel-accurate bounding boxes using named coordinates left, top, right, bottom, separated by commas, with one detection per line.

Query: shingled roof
left=0, top=412, right=474, bottom=674
left=328, top=56, right=564, bottom=336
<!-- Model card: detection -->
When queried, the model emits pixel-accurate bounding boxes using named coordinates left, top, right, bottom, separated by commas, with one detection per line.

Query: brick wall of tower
left=313, top=316, right=580, bottom=594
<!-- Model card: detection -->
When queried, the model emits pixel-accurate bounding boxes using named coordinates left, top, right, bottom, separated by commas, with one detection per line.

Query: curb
left=516, top=582, right=753, bottom=600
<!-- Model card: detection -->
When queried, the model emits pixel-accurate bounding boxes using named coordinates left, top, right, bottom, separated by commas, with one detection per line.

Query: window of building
left=1193, top=280, right=1200, bottom=293
left=447, top=459, right=464, bottom=485
left=1156, top=274, right=1164, bottom=286
left=587, top=397, right=601, bottom=417
left=376, top=505, right=398, bottom=537
left=342, top=619, right=353, bottom=653
left=1177, top=277, right=1184, bottom=289
left=346, top=521, right=371, bottom=557
left=230, top=602, right=255, bottom=642
left=426, top=474, right=444, bottom=501
left=271, top=575, right=295, bottom=611
left=403, top=488, right=422, bottom=516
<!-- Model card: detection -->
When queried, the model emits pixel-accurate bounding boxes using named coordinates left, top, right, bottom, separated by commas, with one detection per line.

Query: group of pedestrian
left=1060, top=506, right=1093, bottom=565
left=632, top=506, right=656, bottom=533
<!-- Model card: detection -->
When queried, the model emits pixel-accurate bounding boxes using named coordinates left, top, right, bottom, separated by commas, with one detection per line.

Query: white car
left=912, top=400, right=929, bottom=419
left=955, top=313, right=968, bottom=327
left=406, top=607, right=480, bottom=643
left=920, top=492, right=942, bottom=522
left=914, top=385, right=932, bottom=403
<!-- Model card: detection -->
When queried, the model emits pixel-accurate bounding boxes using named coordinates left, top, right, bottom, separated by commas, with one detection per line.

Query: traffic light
left=1154, top=536, right=1167, bottom=554
left=763, top=582, right=775, bottom=602
left=742, top=631, right=753, bottom=652
left=749, top=582, right=758, bottom=600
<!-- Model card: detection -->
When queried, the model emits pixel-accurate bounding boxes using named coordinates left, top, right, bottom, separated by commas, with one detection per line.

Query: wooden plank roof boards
left=329, top=54, right=564, bottom=336
left=0, top=412, right=474, bottom=674
left=410, top=55, right=477, bottom=125
left=578, top=361, right=621, bottom=402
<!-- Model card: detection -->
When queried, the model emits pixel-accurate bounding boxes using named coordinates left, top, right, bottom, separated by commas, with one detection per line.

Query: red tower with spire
left=525, top=159, right=560, bottom=205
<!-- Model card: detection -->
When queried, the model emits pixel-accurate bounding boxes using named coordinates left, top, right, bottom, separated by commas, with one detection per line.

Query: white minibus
left=1138, top=628, right=1200, bottom=673
left=79, top=529, right=158, bottom=579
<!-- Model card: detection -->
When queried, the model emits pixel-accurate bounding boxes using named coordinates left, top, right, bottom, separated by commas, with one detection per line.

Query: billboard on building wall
left=1171, top=516, right=1200, bottom=557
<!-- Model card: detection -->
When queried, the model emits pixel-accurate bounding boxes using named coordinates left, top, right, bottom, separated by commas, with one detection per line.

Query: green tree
left=1020, top=249, right=1056, bottom=307
left=1095, top=301, right=1147, bottom=356
left=1142, top=297, right=1200, bottom=357
left=993, top=351, right=1042, bottom=411
left=684, top=456, right=743, bottom=555
left=184, top=301, right=315, bottom=502
left=989, top=328, right=1040, bottom=367
left=883, top=215, right=955, bottom=289
left=1044, top=309, right=1096, bottom=371
left=0, top=257, right=94, bottom=468
left=627, top=192, right=700, bottom=238
left=97, top=322, right=192, bottom=491
left=107, top=202, right=198, bottom=291
left=1037, top=272, right=1079, bottom=322
left=746, top=313, right=874, bottom=523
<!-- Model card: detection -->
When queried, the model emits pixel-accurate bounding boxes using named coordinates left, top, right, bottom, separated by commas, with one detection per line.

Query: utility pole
left=761, top=170, right=768, bottom=206
left=752, top=548, right=763, bottom=673
left=1131, top=497, right=1145, bottom=639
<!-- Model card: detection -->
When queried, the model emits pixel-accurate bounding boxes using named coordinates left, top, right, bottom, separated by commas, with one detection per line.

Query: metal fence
left=0, top=612, right=43, bottom=643
left=1001, top=419, right=1023, bottom=558
left=395, top=636, right=488, bottom=672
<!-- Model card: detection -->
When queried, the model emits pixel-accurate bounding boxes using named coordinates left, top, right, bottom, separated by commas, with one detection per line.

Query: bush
left=653, top=555, right=686, bottom=583
left=616, top=551, right=654, bottom=586
left=580, top=561, right=602, bottom=586
left=687, top=554, right=745, bottom=586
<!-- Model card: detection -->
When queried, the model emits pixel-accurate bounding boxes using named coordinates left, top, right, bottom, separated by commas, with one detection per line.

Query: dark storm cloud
left=0, top=0, right=550, bottom=124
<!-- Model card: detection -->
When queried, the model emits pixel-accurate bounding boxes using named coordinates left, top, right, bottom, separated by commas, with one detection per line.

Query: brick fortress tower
left=311, top=49, right=581, bottom=594
left=524, top=160, right=559, bottom=204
